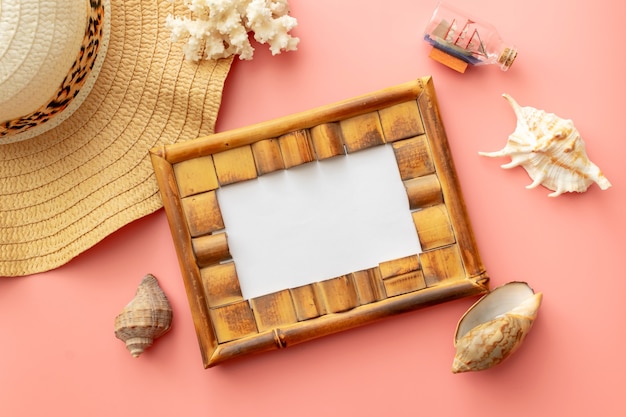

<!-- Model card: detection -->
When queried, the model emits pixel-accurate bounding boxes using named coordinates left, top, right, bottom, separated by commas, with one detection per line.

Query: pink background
left=1, top=0, right=624, bottom=415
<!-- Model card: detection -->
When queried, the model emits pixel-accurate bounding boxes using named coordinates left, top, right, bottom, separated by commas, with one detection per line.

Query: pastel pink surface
left=1, top=1, right=624, bottom=416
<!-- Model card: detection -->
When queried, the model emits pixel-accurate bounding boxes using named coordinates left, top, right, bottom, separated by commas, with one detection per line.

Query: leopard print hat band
left=0, top=0, right=106, bottom=143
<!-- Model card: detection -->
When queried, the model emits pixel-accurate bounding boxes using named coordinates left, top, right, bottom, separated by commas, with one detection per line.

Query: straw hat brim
left=0, top=0, right=233, bottom=276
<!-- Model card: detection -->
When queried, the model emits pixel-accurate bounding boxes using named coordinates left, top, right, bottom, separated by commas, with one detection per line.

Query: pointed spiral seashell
left=452, top=281, right=542, bottom=373
left=479, top=95, right=611, bottom=197
left=114, top=274, right=173, bottom=358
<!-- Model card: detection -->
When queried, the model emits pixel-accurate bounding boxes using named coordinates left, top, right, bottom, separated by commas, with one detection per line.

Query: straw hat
left=0, top=0, right=233, bottom=276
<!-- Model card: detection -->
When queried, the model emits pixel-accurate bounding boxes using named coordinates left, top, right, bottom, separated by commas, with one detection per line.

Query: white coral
left=166, top=0, right=299, bottom=61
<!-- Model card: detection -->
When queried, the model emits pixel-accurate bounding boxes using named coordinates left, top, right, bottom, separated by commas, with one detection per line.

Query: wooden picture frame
left=150, top=77, right=489, bottom=368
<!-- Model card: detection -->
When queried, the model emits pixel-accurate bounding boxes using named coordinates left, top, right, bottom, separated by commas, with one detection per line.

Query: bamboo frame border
left=150, top=77, right=489, bottom=367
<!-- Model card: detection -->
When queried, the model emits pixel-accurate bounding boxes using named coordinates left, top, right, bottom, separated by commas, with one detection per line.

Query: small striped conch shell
left=452, top=281, right=542, bottom=373
left=479, top=95, right=611, bottom=197
left=114, top=274, right=173, bottom=358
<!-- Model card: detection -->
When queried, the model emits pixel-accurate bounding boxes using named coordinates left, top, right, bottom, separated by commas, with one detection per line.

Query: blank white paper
left=217, top=145, right=422, bottom=300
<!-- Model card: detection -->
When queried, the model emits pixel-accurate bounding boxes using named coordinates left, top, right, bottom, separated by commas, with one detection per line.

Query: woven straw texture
left=0, top=0, right=233, bottom=276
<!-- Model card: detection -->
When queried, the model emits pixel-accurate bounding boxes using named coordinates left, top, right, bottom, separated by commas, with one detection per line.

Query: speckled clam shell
left=479, top=95, right=611, bottom=197
left=114, top=274, right=173, bottom=358
left=452, top=281, right=542, bottom=373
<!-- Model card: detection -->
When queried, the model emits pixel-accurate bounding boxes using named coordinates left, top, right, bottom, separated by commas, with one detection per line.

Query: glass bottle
left=423, top=1, right=517, bottom=72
